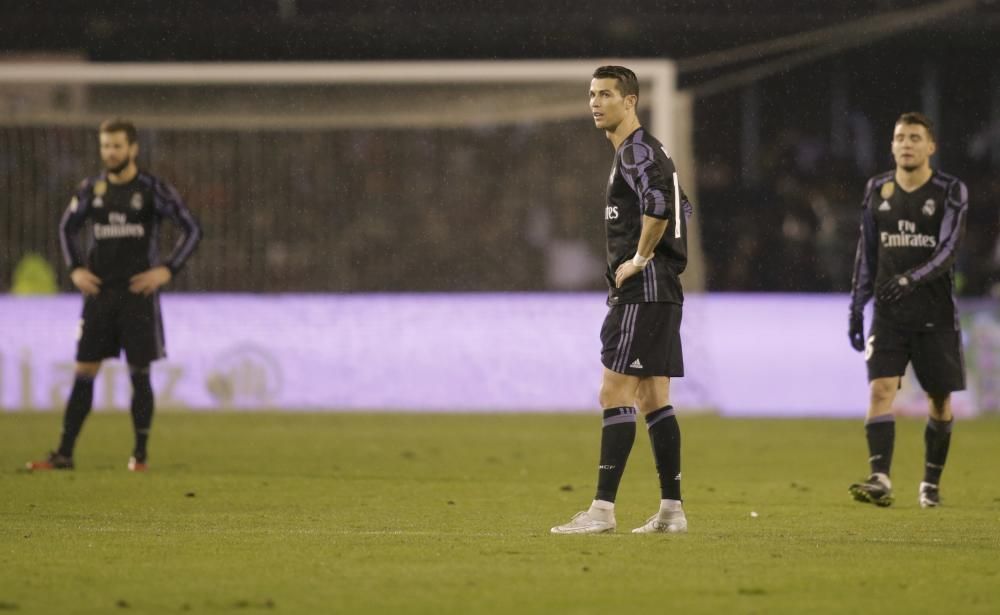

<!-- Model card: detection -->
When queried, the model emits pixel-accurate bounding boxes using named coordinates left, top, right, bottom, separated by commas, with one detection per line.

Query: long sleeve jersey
left=60, top=171, right=202, bottom=289
left=849, top=169, right=968, bottom=330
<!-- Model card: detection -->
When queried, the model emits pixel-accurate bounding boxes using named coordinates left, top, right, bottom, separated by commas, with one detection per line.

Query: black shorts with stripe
left=76, top=289, right=166, bottom=366
left=600, top=302, right=683, bottom=377
left=865, top=317, right=965, bottom=394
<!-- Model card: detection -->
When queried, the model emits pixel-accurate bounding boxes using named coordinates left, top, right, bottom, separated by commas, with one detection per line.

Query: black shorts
left=600, top=302, right=683, bottom=377
left=76, top=289, right=166, bottom=366
left=866, top=318, right=965, bottom=394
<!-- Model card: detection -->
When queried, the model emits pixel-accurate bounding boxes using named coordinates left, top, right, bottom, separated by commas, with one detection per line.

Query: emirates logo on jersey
left=881, top=219, right=936, bottom=248
left=922, top=199, right=936, bottom=217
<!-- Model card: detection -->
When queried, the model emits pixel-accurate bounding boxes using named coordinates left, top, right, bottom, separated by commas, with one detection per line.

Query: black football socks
left=129, top=367, right=154, bottom=461
left=594, top=407, right=637, bottom=503
left=57, top=375, right=95, bottom=458
left=923, top=418, right=953, bottom=485
left=646, top=405, right=682, bottom=501
left=865, top=414, right=895, bottom=477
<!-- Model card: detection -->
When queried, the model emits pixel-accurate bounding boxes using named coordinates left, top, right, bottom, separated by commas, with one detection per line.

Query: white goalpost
left=0, top=60, right=675, bottom=132
left=0, top=59, right=703, bottom=291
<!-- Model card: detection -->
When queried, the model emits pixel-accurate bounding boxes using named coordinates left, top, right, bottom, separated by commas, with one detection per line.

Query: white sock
left=660, top=499, right=683, bottom=514
left=589, top=499, right=615, bottom=520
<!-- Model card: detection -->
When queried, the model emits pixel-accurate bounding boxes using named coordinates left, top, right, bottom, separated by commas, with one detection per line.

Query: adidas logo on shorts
left=629, top=358, right=644, bottom=369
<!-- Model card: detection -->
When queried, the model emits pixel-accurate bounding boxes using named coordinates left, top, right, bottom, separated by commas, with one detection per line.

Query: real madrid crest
left=131, top=192, right=144, bottom=210
left=922, top=199, right=936, bottom=217
left=879, top=182, right=895, bottom=199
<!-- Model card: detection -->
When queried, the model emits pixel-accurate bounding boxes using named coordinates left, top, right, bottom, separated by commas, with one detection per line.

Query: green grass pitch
left=2, top=412, right=999, bottom=614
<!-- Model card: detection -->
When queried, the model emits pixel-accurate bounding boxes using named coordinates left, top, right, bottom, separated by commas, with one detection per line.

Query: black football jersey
left=604, top=127, right=692, bottom=306
left=849, top=170, right=968, bottom=330
left=59, top=171, right=201, bottom=288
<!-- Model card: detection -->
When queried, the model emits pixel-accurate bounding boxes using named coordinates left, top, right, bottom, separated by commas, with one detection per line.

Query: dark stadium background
left=2, top=0, right=998, bottom=295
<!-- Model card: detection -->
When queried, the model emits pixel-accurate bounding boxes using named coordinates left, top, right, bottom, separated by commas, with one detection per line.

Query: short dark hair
left=99, top=118, right=138, bottom=144
left=895, top=112, right=935, bottom=142
left=592, top=65, right=639, bottom=106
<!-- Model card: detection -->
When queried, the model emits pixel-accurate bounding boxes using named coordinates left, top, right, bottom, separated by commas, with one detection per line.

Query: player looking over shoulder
left=847, top=112, right=968, bottom=508
left=551, top=66, right=693, bottom=535
left=27, top=119, right=202, bottom=473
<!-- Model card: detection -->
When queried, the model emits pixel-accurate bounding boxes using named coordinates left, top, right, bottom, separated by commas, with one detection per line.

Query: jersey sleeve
left=152, top=177, right=202, bottom=275
left=619, top=141, right=677, bottom=222
left=906, top=178, right=968, bottom=285
left=58, top=179, right=93, bottom=270
left=849, top=178, right=878, bottom=316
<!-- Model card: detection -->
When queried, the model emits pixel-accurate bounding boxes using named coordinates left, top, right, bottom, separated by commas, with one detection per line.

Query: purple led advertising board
left=0, top=294, right=994, bottom=416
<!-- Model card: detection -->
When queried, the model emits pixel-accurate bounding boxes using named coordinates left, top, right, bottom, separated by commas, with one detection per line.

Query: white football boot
left=551, top=507, right=616, bottom=535
left=918, top=482, right=940, bottom=508
left=632, top=502, right=688, bottom=534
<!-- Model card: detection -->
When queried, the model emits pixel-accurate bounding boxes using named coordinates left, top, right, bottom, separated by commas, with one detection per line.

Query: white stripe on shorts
left=614, top=304, right=639, bottom=372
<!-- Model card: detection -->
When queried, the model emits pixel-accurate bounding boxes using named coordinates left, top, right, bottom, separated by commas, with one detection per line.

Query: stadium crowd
left=3, top=119, right=999, bottom=295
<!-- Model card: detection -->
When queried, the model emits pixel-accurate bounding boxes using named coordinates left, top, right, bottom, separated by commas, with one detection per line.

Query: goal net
left=0, top=60, right=701, bottom=293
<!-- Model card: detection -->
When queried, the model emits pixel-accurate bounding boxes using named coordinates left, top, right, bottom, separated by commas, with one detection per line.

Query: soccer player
left=847, top=112, right=968, bottom=508
left=552, top=66, right=692, bottom=534
left=27, top=119, right=202, bottom=472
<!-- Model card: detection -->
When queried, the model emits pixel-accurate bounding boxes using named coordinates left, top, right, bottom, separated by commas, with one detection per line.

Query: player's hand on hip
left=848, top=312, right=865, bottom=352
left=615, top=262, right=642, bottom=288
left=876, top=274, right=912, bottom=304
left=129, top=266, right=172, bottom=295
left=70, top=267, right=102, bottom=296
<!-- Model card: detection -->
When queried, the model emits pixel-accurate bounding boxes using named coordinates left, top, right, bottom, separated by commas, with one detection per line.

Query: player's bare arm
left=615, top=215, right=668, bottom=288
left=70, top=267, right=102, bottom=295
left=129, top=265, right=172, bottom=296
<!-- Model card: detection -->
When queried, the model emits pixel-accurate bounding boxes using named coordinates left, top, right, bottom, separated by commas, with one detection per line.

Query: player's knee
left=598, top=381, right=628, bottom=409
left=633, top=378, right=669, bottom=414
left=927, top=393, right=950, bottom=418
left=869, top=379, right=896, bottom=402
left=75, top=362, right=101, bottom=379
left=634, top=392, right=657, bottom=415
left=597, top=386, right=614, bottom=408
left=128, top=364, right=152, bottom=390
left=634, top=395, right=651, bottom=414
